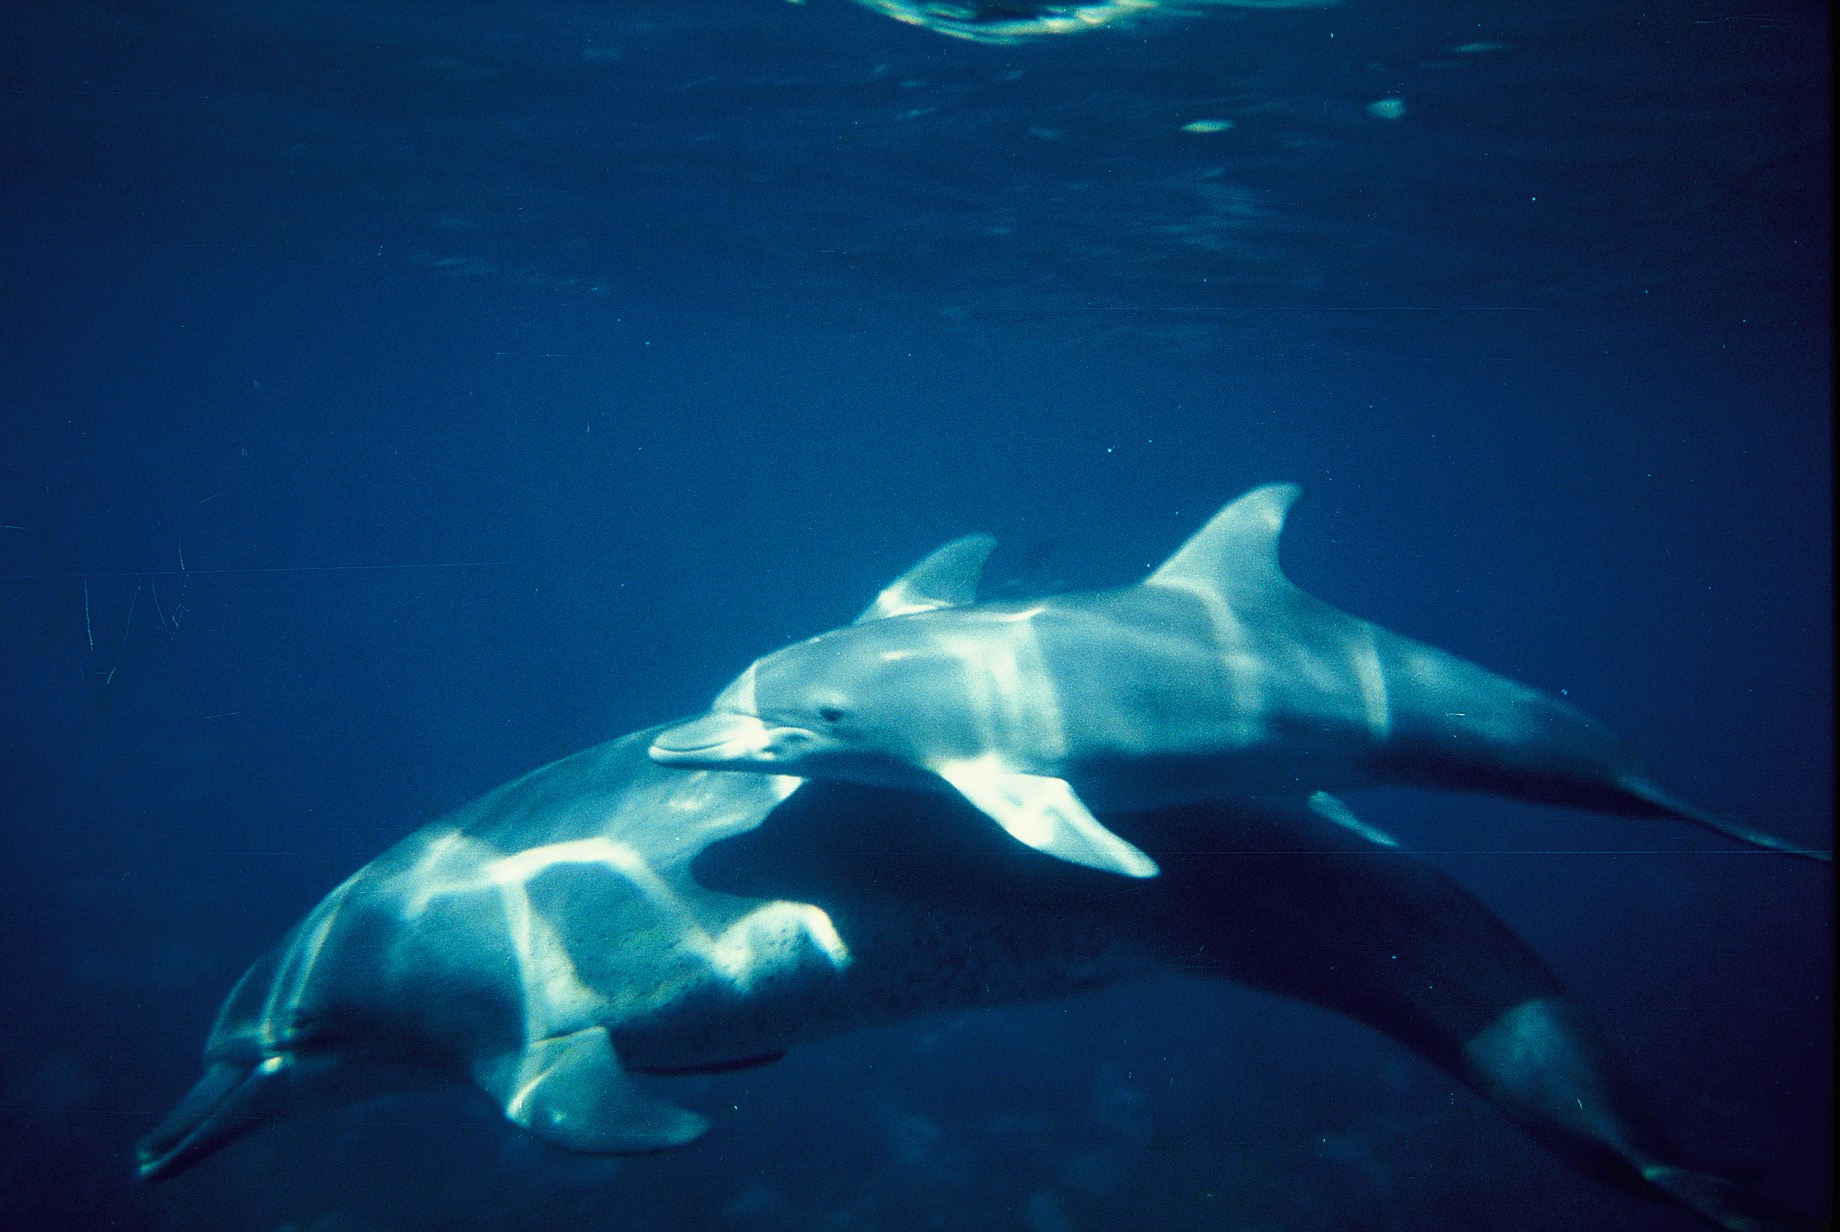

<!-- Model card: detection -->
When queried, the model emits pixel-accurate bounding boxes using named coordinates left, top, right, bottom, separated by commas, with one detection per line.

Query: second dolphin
left=651, top=485, right=1826, bottom=875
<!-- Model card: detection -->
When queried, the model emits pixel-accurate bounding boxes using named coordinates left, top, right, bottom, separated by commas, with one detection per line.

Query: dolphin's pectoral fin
left=856, top=533, right=998, bottom=623
left=1638, top=1163, right=1818, bottom=1232
left=1466, top=998, right=1817, bottom=1232
left=1307, top=790, right=1401, bottom=848
left=932, top=758, right=1159, bottom=878
left=475, top=1027, right=709, bottom=1154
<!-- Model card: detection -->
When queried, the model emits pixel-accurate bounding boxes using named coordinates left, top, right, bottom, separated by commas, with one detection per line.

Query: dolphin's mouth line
left=648, top=712, right=813, bottom=763
left=649, top=734, right=735, bottom=755
left=136, top=1059, right=268, bottom=1182
left=651, top=719, right=777, bottom=753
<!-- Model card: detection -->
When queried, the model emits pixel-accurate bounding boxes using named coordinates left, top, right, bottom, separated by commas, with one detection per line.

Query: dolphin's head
left=138, top=1030, right=440, bottom=1182
left=137, top=891, right=443, bottom=1181
left=137, top=941, right=322, bottom=1180
left=135, top=1044, right=354, bottom=1183
left=651, top=618, right=983, bottom=787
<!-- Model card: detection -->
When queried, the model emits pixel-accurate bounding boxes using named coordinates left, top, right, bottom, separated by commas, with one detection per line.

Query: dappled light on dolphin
left=652, top=485, right=1830, bottom=873
left=140, top=728, right=1816, bottom=1230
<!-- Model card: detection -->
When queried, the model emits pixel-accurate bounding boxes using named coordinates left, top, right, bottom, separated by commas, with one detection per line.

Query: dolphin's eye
left=817, top=706, right=845, bottom=724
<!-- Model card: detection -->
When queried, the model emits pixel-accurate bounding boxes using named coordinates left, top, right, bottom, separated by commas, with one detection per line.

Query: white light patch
left=1146, top=573, right=1264, bottom=746
left=502, top=1036, right=574, bottom=1123
left=984, top=605, right=1045, bottom=623
left=714, top=661, right=759, bottom=717
left=385, top=785, right=847, bottom=1058
left=795, top=906, right=850, bottom=966
left=258, top=874, right=359, bottom=1052
left=943, top=611, right=1067, bottom=768
left=487, top=837, right=847, bottom=996
left=868, top=579, right=934, bottom=619
left=489, top=837, right=654, bottom=888
left=706, top=901, right=852, bottom=986
left=399, top=827, right=484, bottom=918
left=962, top=756, right=1057, bottom=848
left=398, top=833, right=627, bottom=1044
left=656, top=767, right=799, bottom=829
left=938, top=754, right=1049, bottom=848
left=1351, top=626, right=1392, bottom=740
left=504, top=1066, right=546, bottom=1122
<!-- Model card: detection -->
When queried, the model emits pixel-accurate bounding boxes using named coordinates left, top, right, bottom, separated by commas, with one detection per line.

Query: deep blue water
left=0, top=1, right=1830, bottom=1229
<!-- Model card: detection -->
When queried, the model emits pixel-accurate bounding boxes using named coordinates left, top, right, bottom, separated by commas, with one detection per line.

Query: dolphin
left=138, top=727, right=1810, bottom=1231
left=649, top=485, right=1828, bottom=876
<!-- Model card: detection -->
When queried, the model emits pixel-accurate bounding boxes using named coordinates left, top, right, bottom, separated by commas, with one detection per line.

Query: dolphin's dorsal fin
left=474, top=1026, right=708, bottom=1153
left=931, top=756, right=1159, bottom=878
left=1146, top=483, right=1301, bottom=602
left=856, top=533, right=998, bottom=624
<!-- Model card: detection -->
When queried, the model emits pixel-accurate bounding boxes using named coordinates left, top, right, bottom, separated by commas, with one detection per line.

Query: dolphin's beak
left=649, top=713, right=789, bottom=766
left=136, top=1060, right=274, bottom=1182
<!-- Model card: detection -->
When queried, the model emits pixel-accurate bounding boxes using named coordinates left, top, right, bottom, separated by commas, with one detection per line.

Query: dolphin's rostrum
left=650, top=484, right=1829, bottom=874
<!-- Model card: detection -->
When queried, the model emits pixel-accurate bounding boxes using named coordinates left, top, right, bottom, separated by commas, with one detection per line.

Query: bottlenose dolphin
left=650, top=485, right=1827, bottom=876
left=138, top=728, right=1808, bottom=1230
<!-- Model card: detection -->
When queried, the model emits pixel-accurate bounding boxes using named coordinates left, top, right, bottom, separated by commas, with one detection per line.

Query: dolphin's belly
left=605, top=896, right=1160, bottom=1070
left=1063, top=744, right=1369, bottom=811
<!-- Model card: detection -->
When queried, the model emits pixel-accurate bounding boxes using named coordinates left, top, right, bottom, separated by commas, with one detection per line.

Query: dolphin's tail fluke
left=1620, top=776, right=1832, bottom=863
left=1464, top=998, right=1823, bottom=1232
left=1638, top=1162, right=1822, bottom=1232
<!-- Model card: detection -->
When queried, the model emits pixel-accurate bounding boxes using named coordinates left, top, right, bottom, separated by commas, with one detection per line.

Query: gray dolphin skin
left=138, top=728, right=1807, bottom=1230
left=649, top=484, right=1829, bottom=876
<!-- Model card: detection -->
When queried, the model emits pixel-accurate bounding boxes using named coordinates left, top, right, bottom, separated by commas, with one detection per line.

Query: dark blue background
left=1, top=0, right=1829, bottom=1228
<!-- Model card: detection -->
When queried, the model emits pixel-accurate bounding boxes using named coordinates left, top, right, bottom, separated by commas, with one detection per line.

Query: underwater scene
left=1, top=0, right=1830, bottom=1229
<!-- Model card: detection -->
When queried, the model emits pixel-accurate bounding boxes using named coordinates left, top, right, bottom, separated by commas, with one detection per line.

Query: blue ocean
left=0, top=1, right=1829, bottom=1229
